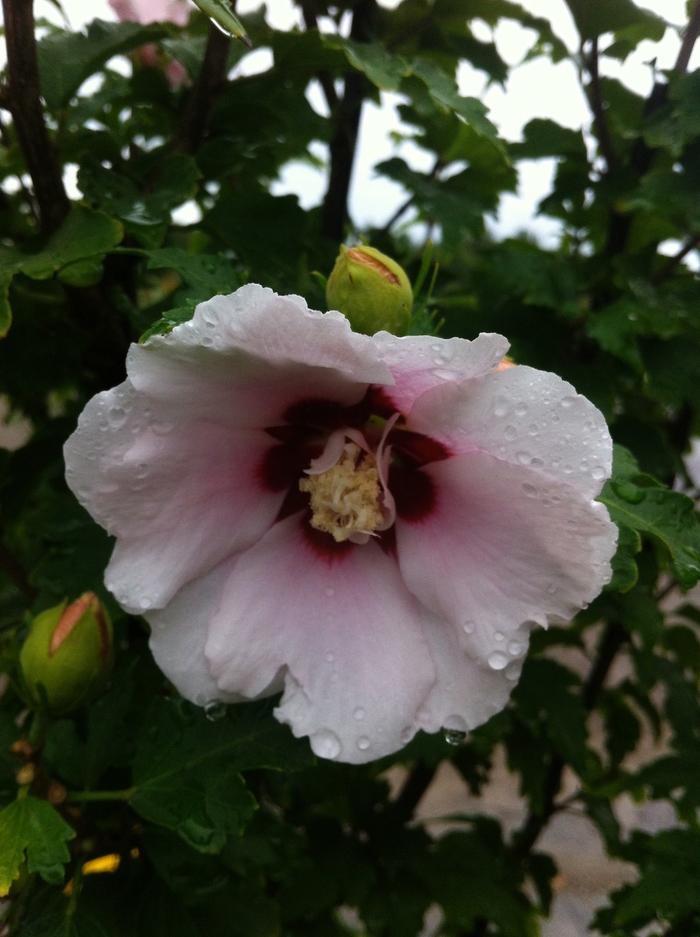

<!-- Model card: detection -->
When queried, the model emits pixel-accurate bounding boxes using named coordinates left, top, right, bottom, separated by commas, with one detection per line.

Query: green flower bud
left=20, top=593, right=113, bottom=715
left=326, top=245, right=413, bottom=336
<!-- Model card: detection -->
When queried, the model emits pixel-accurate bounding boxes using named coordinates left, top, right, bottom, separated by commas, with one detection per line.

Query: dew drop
left=508, top=640, right=526, bottom=657
left=591, top=466, right=606, bottom=481
left=514, top=402, right=527, bottom=416
left=521, top=482, right=537, bottom=497
left=310, top=729, right=341, bottom=760
left=357, top=736, right=371, bottom=751
left=463, top=620, right=475, bottom=635
left=108, top=406, right=127, bottom=429
left=493, top=398, right=509, bottom=418
left=443, top=729, right=466, bottom=746
left=204, top=700, right=227, bottom=722
left=504, top=424, right=517, bottom=440
left=561, top=396, right=575, bottom=408
left=530, top=457, right=544, bottom=468
left=353, top=707, right=366, bottom=721
left=488, top=651, right=509, bottom=671
left=325, top=651, right=335, bottom=663
left=494, top=631, right=504, bottom=642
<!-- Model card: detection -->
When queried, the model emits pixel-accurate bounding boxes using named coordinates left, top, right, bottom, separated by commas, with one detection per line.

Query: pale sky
left=18, top=0, right=700, bottom=246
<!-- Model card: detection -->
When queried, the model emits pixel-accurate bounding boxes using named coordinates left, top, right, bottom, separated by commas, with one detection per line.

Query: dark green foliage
left=1, top=0, right=699, bottom=935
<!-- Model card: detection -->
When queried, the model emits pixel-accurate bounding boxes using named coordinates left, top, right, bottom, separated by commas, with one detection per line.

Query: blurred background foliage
left=1, top=0, right=700, bottom=934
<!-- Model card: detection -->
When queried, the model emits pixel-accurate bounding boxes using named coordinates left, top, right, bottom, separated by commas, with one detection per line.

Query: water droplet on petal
left=310, top=729, right=342, bottom=760
left=325, top=651, right=335, bottom=663
left=591, top=465, right=606, bottom=481
left=108, top=406, right=127, bottom=429
left=204, top=700, right=227, bottom=722
left=463, top=620, right=475, bottom=635
left=488, top=651, right=509, bottom=671
left=516, top=451, right=530, bottom=465
left=504, top=425, right=517, bottom=440
left=508, top=640, right=526, bottom=657
left=561, top=396, right=576, bottom=408
left=493, top=398, right=509, bottom=418
left=521, top=482, right=538, bottom=497
left=357, top=736, right=371, bottom=751
left=494, top=631, right=504, bottom=642
left=514, top=402, right=527, bottom=416
left=353, top=707, right=365, bottom=721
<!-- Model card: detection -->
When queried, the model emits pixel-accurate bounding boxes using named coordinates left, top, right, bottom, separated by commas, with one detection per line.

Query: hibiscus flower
left=109, top=0, right=190, bottom=88
left=64, top=285, right=617, bottom=763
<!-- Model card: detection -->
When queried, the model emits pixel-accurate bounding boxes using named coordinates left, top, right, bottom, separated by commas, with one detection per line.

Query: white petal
left=396, top=449, right=617, bottom=665
left=417, top=620, right=532, bottom=736
left=64, top=380, right=284, bottom=612
left=408, top=364, right=613, bottom=499
left=127, top=285, right=393, bottom=428
left=204, top=516, right=436, bottom=763
left=147, top=561, right=243, bottom=705
left=371, top=331, right=509, bottom=414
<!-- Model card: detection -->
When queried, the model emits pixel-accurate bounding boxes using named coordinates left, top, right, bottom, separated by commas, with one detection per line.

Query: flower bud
left=20, top=593, right=113, bottom=715
left=326, top=245, right=413, bottom=336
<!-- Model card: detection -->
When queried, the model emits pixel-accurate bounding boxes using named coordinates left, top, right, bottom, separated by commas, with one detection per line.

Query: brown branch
left=675, top=0, right=700, bottom=74
left=391, top=760, right=438, bottom=823
left=510, top=622, right=626, bottom=862
left=1, top=0, right=69, bottom=234
left=652, top=234, right=700, bottom=283
left=585, top=38, right=617, bottom=171
left=300, top=1, right=339, bottom=113
left=320, top=0, right=377, bottom=242
left=176, top=23, right=231, bottom=153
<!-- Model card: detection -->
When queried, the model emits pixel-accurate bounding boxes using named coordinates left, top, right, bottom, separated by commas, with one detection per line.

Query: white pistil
left=300, top=443, right=384, bottom=543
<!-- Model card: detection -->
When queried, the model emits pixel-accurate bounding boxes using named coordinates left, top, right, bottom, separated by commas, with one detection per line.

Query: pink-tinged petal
left=148, top=562, right=244, bottom=705
left=127, top=285, right=393, bottom=429
left=408, top=364, right=612, bottom=499
left=204, top=516, right=435, bottom=763
left=64, top=380, right=284, bottom=613
left=371, top=331, right=509, bottom=414
left=396, top=450, right=617, bottom=665
left=110, top=0, right=190, bottom=25
left=417, top=619, right=532, bottom=737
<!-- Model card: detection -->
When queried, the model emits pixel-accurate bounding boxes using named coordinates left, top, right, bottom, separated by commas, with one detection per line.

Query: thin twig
left=675, top=0, right=700, bottom=74
left=585, top=38, right=617, bottom=171
left=176, top=22, right=231, bottom=152
left=1, top=0, right=69, bottom=233
left=300, top=0, right=339, bottom=113
left=320, top=0, right=377, bottom=241
left=652, top=234, right=700, bottom=283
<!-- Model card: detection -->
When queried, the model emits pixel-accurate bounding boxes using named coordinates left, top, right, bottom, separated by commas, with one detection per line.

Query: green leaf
left=190, top=0, right=250, bottom=44
left=597, top=829, right=700, bottom=928
left=599, top=446, right=700, bottom=589
left=324, top=37, right=499, bottom=142
left=0, top=207, right=123, bottom=281
left=514, top=658, right=589, bottom=774
left=0, top=796, right=75, bottom=896
left=146, top=248, right=241, bottom=304
left=37, top=19, right=171, bottom=110
left=563, top=0, right=665, bottom=41
left=511, top=118, right=587, bottom=160
left=128, top=700, right=311, bottom=853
